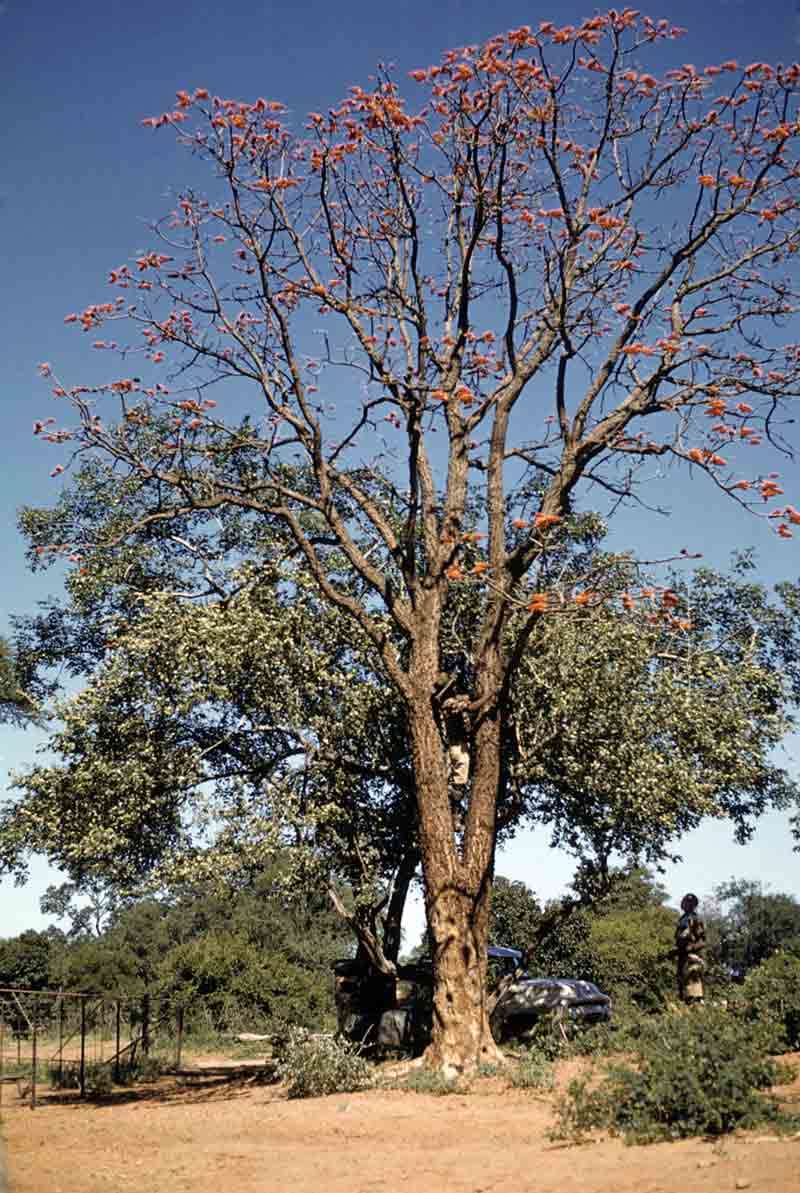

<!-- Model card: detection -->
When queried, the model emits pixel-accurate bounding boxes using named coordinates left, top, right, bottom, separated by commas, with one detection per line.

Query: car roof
left=488, top=945, right=523, bottom=962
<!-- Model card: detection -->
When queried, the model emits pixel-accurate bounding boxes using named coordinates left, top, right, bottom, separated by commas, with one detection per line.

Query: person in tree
left=675, top=893, right=706, bottom=1005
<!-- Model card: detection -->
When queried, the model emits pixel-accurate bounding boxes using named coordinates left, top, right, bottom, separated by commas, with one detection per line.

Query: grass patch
left=508, top=1050, right=555, bottom=1092
left=401, top=1068, right=463, bottom=1096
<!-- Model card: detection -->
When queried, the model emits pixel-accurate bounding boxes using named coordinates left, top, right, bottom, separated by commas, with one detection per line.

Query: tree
left=488, top=876, right=542, bottom=951
left=0, top=637, right=37, bottom=725
left=40, top=878, right=122, bottom=939
left=590, top=867, right=671, bottom=915
left=10, top=491, right=422, bottom=970
left=44, top=864, right=352, bottom=1027
left=16, top=15, right=800, bottom=1070
left=586, top=904, right=676, bottom=1009
left=0, top=929, right=59, bottom=991
left=709, top=879, right=800, bottom=973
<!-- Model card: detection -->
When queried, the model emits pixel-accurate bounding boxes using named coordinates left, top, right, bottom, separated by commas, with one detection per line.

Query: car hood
left=504, top=978, right=611, bottom=1006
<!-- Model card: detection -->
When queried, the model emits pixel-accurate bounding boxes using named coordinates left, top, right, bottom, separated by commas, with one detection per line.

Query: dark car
left=333, top=945, right=611, bottom=1052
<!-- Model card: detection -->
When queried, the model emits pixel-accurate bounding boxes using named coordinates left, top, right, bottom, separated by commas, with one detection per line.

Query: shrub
left=274, top=1028, right=373, bottom=1099
left=505, top=1004, right=645, bottom=1063
left=553, top=1006, right=794, bottom=1144
left=48, top=1052, right=165, bottom=1093
left=587, top=906, right=676, bottom=1011
left=402, top=1068, right=462, bottom=1096
left=508, top=1049, right=554, bottom=1092
left=48, top=1062, right=81, bottom=1090
left=84, top=1063, right=114, bottom=1097
left=159, top=931, right=329, bottom=1033
left=49, top=1061, right=114, bottom=1096
left=733, top=952, right=800, bottom=1052
left=116, top=1053, right=165, bottom=1085
left=565, top=1001, right=662, bottom=1060
left=501, top=1013, right=575, bottom=1061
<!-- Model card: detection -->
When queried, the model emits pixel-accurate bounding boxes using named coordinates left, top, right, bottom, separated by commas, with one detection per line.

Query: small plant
left=275, top=1028, right=373, bottom=1100
left=48, top=1052, right=165, bottom=1093
left=564, top=1004, right=654, bottom=1060
left=508, top=1049, right=554, bottom=1092
left=48, top=1062, right=81, bottom=1090
left=116, top=1053, right=165, bottom=1085
left=402, top=1067, right=462, bottom=1096
left=733, top=952, right=800, bottom=1052
left=49, top=1061, right=115, bottom=1096
left=503, top=1011, right=587, bottom=1062
left=84, top=1063, right=114, bottom=1097
left=552, top=1007, right=795, bottom=1145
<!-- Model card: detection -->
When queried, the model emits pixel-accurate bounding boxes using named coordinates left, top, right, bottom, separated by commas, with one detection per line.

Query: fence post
left=31, top=996, right=38, bottom=1109
left=175, top=1005, right=184, bottom=1069
left=141, top=993, right=150, bottom=1056
left=114, top=1001, right=121, bottom=1084
left=58, top=997, right=65, bottom=1085
left=79, top=996, right=87, bottom=1099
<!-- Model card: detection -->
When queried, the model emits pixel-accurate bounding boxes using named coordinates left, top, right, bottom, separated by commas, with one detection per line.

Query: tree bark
left=328, top=887, right=396, bottom=976
left=423, top=877, right=502, bottom=1075
left=408, top=680, right=505, bottom=1075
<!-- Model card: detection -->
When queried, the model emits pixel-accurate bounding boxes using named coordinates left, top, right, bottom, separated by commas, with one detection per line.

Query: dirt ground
left=2, top=1053, right=799, bottom=1193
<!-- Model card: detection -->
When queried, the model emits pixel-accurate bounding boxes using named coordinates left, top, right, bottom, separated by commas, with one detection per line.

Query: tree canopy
left=705, top=879, right=800, bottom=973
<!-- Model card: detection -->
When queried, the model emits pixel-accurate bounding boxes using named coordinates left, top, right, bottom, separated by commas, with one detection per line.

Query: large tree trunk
left=423, top=874, right=502, bottom=1075
left=408, top=680, right=505, bottom=1076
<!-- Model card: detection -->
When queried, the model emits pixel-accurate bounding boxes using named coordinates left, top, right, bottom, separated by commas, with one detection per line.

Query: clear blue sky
left=2, top=0, right=800, bottom=940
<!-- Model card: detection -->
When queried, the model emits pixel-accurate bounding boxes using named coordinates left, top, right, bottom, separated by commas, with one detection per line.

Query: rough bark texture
left=409, top=641, right=506, bottom=1074
left=423, top=880, right=503, bottom=1075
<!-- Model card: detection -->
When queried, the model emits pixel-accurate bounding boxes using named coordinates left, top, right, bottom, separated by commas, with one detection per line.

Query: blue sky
left=3, top=0, right=800, bottom=940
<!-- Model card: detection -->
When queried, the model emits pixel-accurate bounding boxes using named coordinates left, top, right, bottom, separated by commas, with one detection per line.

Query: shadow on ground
left=6, top=1066, right=279, bottom=1112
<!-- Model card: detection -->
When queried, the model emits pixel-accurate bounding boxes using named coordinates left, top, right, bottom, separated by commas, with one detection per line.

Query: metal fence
left=0, top=987, right=190, bottom=1109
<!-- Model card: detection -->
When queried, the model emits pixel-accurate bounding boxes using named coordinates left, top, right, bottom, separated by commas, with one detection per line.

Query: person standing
left=675, top=893, right=706, bottom=1005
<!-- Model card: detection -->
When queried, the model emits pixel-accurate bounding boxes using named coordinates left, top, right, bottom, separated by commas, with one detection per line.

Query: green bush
left=587, top=906, right=676, bottom=1011
left=159, top=931, right=331, bottom=1033
left=565, top=1000, right=666, bottom=1060
left=402, top=1068, right=462, bottom=1096
left=553, top=1007, right=794, bottom=1144
left=84, top=1063, right=114, bottom=1097
left=275, top=1028, right=373, bottom=1099
left=506, top=1003, right=651, bottom=1064
left=503, top=1013, right=574, bottom=1062
left=733, top=952, right=800, bottom=1051
left=508, top=1049, right=554, bottom=1092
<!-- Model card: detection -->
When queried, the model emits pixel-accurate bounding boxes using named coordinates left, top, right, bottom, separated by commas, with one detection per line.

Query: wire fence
left=0, top=987, right=194, bottom=1109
